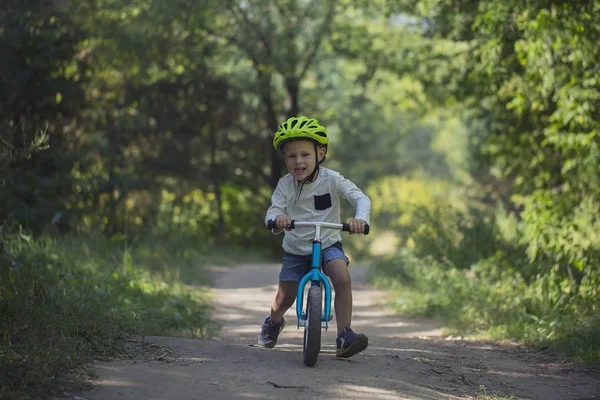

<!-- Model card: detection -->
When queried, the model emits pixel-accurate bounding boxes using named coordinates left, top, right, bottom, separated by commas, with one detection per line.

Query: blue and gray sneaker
left=258, top=316, right=286, bottom=348
left=336, top=327, right=368, bottom=358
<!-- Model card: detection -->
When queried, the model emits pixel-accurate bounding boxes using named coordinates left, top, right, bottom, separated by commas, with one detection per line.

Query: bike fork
left=296, top=240, right=332, bottom=330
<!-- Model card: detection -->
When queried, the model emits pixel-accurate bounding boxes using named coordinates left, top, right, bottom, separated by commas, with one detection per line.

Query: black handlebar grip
left=267, top=219, right=295, bottom=230
left=342, top=222, right=370, bottom=234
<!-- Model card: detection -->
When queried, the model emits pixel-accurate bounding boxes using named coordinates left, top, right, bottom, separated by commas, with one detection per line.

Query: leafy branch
left=0, top=122, right=50, bottom=172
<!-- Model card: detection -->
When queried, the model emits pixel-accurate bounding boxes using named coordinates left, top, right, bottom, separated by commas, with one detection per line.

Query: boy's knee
left=277, top=281, right=298, bottom=299
left=326, top=265, right=351, bottom=289
left=332, top=274, right=351, bottom=290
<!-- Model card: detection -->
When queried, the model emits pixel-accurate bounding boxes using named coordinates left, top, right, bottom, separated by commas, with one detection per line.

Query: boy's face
left=282, top=139, right=326, bottom=181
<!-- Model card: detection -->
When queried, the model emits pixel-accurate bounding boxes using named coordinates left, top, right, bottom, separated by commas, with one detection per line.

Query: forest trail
left=82, top=263, right=599, bottom=400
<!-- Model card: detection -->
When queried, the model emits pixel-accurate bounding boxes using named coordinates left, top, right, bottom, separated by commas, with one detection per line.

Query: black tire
left=303, top=284, right=322, bottom=366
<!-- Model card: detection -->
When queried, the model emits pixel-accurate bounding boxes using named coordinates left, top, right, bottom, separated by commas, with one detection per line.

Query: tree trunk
left=210, top=124, right=227, bottom=246
left=286, top=77, right=300, bottom=118
left=256, top=68, right=285, bottom=190
left=213, top=180, right=226, bottom=246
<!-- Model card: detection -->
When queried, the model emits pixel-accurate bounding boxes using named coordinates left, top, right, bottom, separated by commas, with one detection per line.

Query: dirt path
left=83, top=263, right=599, bottom=400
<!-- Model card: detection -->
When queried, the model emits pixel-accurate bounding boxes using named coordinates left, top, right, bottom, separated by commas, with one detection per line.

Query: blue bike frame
left=293, top=222, right=342, bottom=331
left=266, top=220, right=369, bottom=331
left=296, top=240, right=332, bottom=330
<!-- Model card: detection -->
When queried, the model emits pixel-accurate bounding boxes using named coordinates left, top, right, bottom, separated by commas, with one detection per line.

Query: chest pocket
left=314, top=193, right=332, bottom=210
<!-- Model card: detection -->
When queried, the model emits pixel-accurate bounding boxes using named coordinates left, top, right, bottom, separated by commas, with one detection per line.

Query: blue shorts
left=279, top=241, right=350, bottom=282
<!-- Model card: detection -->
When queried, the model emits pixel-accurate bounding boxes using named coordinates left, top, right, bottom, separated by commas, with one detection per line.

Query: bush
left=372, top=203, right=600, bottom=365
left=0, top=232, right=218, bottom=399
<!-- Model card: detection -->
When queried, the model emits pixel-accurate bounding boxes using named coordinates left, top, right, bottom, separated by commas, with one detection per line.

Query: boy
left=258, top=116, right=371, bottom=358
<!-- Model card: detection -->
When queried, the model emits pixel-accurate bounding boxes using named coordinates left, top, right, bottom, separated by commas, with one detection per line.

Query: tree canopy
left=1, top=0, right=598, bottom=321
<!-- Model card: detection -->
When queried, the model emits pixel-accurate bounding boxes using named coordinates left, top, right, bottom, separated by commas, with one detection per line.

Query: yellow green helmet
left=273, top=116, right=328, bottom=151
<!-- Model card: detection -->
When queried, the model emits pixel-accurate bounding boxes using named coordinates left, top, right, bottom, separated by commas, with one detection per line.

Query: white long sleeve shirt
left=264, top=167, right=371, bottom=255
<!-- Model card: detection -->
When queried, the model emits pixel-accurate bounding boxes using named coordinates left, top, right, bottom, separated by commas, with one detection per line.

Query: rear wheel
left=303, top=284, right=322, bottom=366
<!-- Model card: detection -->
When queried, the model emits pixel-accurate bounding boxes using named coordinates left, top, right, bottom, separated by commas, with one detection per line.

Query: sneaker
left=258, top=316, right=286, bottom=348
left=336, top=327, right=368, bottom=358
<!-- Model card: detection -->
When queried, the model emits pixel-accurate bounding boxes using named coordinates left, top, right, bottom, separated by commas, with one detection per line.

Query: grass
left=475, top=385, right=515, bottom=400
left=371, top=250, right=600, bottom=367
left=0, top=232, right=264, bottom=399
left=546, top=313, right=600, bottom=366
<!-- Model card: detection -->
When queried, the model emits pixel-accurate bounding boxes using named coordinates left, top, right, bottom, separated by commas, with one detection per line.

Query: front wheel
left=303, top=284, right=322, bottom=366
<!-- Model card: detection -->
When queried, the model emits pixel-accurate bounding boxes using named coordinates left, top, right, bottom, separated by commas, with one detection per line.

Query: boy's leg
left=270, top=281, right=298, bottom=324
left=258, top=253, right=307, bottom=348
left=322, top=259, right=353, bottom=332
left=323, top=245, right=368, bottom=358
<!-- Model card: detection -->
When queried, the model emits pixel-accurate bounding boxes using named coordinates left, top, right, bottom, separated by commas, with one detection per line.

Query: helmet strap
left=302, top=142, right=323, bottom=183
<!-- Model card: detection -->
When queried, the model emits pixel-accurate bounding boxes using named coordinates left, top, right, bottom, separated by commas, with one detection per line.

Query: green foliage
left=357, top=0, right=600, bottom=367
left=476, top=385, right=515, bottom=400
left=0, top=0, right=84, bottom=234
left=0, top=123, right=50, bottom=233
left=0, top=125, right=49, bottom=173
left=349, top=1, right=600, bottom=286
left=373, top=204, right=600, bottom=364
left=0, top=233, right=219, bottom=399
left=2, top=0, right=600, bottom=381
left=472, top=1, right=600, bottom=273
left=153, top=184, right=276, bottom=246
left=403, top=0, right=600, bottom=270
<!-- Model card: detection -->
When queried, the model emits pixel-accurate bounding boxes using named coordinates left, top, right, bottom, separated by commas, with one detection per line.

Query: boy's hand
left=348, top=218, right=367, bottom=234
left=275, top=214, right=293, bottom=231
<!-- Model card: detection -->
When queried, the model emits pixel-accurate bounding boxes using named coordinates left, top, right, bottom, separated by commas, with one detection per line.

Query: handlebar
left=267, top=220, right=370, bottom=235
